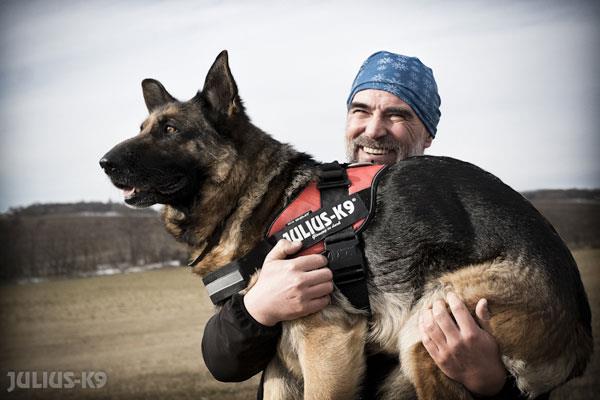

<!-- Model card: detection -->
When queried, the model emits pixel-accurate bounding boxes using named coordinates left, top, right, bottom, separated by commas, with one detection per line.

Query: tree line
left=0, top=202, right=186, bottom=281
left=0, top=192, right=598, bottom=282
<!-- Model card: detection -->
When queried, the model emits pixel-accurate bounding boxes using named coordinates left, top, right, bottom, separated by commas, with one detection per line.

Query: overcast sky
left=0, top=0, right=598, bottom=212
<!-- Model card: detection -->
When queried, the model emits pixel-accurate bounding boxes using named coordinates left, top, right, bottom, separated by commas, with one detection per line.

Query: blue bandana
left=347, top=51, right=441, bottom=138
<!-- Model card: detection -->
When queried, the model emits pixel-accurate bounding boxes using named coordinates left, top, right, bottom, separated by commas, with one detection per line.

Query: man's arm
left=202, top=293, right=281, bottom=381
left=202, top=240, right=333, bottom=381
left=419, top=292, right=531, bottom=398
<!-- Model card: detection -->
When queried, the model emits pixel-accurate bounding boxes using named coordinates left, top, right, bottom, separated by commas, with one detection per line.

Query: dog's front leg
left=263, top=355, right=303, bottom=400
left=298, top=310, right=368, bottom=400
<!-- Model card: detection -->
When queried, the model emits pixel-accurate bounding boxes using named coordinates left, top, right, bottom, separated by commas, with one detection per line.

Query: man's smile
left=354, top=145, right=399, bottom=164
left=361, top=146, right=392, bottom=155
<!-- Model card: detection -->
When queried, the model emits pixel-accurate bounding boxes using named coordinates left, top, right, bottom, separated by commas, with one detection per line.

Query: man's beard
left=345, top=135, right=425, bottom=164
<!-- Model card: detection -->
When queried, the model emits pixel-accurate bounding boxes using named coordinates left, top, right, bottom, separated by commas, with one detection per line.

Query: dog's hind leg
left=399, top=260, right=592, bottom=399
left=298, top=311, right=368, bottom=400
left=392, top=288, right=482, bottom=400
left=407, top=343, right=472, bottom=400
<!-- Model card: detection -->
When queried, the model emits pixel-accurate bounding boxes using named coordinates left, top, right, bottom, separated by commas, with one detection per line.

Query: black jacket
left=201, top=294, right=546, bottom=400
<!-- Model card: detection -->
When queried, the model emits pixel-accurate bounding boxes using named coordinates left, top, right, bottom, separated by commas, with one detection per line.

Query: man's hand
left=419, top=292, right=506, bottom=397
left=244, top=240, right=333, bottom=327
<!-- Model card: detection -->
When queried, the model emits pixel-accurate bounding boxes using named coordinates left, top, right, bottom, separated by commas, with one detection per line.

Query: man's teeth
left=362, top=146, right=391, bottom=155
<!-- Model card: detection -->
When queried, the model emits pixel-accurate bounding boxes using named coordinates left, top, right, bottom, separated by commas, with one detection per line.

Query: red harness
left=268, top=163, right=386, bottom=256
left=202, top=162, right=388, bottom=310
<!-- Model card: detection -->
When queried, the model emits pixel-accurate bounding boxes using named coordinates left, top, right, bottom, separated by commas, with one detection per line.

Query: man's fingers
left=292, top=254, right=329, bottom=272
left=303, top=267, right=333, bottom=286
left=265, top=239, right=302, bottom=262
left=447, top=292, right=479, bottom=334
left=305, top=295, right=331, bottom=314
left=421, top=331, right=439, bottom=357
left=420, top=307, right=447, bottom=345
left=432, top=299, right=460, bottom=342
left=419, top=312, right=440, bottom=355
left=305, top=280, right=334, bottom=299
left=475, top=298, right=493, bottom=333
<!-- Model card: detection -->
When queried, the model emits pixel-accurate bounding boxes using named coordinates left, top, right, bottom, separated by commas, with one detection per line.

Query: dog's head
left=100, top=50, right=245, bottom=208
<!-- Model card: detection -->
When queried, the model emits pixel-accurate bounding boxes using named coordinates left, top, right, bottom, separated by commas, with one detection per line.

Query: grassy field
left=0, top=249, right=598, bottom=399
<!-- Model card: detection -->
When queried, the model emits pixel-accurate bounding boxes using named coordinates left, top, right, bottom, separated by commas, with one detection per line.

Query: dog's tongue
left=123, top=187, right=135, bottom=199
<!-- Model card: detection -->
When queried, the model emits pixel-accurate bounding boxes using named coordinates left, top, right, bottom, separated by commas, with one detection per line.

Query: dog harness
left=201, top=162, right=388, bottom=313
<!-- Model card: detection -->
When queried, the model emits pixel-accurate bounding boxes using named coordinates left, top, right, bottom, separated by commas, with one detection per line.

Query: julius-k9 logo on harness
left=273, top=194, right=369, bottom=249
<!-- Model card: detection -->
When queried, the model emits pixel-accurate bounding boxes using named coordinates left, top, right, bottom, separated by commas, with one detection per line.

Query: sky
left=0, top=0, right=599, bottom=212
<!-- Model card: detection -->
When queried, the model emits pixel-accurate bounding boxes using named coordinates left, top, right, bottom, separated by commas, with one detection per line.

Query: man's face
left=345, top=89, right=432, bottom=165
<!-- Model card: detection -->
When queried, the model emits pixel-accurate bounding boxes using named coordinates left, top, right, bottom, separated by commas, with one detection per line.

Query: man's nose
left=363, top=116, right=386, bottom=139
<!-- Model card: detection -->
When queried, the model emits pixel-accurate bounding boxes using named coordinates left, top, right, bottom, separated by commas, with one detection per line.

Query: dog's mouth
left=124, top=187, right=155, bottom=207
left=121, top=186, right=138, bottom=200
left=112, top=176, right=189, bottom=207
left=111, top=181, right=150, bottom=206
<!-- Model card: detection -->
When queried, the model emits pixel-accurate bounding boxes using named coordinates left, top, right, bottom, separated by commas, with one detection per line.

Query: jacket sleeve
left=201, top=293, right=282, bottom=382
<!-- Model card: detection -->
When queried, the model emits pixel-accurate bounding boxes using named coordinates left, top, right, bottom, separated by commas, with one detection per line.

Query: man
left=202, top=51, right=537, bottom=399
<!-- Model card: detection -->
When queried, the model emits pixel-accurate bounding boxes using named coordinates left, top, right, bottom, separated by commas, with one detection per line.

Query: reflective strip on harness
left=202, top=239, right=274, bottom=304
left=204, top=270, right=244, bottom=300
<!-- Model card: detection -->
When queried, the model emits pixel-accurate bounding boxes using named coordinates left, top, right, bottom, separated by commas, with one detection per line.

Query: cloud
left=0, top=0, right=598, bottom=211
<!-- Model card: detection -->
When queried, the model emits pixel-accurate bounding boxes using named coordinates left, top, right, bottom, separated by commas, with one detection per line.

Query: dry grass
left=549, top=248, right=599, bottom=399
left=0, top=268, right=259, bottom=399
left=0, top=249, right=598, bottom=399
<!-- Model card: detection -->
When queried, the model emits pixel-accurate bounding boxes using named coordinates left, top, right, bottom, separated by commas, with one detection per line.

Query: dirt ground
left=1, top=249, right=598, bottom=399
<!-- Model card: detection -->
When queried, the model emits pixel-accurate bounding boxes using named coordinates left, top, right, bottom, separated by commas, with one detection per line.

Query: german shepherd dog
left=100, top=51, right=592, bottom=399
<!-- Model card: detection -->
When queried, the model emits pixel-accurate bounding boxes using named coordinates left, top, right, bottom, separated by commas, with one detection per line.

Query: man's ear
left=200, top=50, right=240, bottom=116
left=142, top=79, right=176, bottom=112
left=423, top=135, right=433, bottom=149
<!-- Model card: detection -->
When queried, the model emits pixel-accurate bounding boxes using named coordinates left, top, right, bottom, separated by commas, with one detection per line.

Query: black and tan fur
left=100, top=51, right=592, bottom=399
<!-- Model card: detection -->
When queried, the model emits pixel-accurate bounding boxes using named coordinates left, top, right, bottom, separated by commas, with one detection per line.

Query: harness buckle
left=317, top=162, right=350, bottom=190
left=325, top=231, right=369, bottom=299
left=325, top=236, right=365, bottom=285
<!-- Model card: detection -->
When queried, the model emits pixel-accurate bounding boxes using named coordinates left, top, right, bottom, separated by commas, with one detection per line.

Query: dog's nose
left=99, top=157, right=115, bottom=172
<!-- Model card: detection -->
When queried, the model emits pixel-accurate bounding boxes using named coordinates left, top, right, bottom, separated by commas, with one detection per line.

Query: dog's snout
left=99, top=157, right=115, bottom=172
left=100, top=137, right=140, bottom=174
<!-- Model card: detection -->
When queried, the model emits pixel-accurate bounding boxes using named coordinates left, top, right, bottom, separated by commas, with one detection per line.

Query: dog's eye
left=165, top=125, right=178, bottom=134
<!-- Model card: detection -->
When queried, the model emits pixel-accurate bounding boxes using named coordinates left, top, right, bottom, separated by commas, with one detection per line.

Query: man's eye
left=389, top=113, right=410, bottom=122
left=165, top=125, right=178, bottom=134
left=352, top=109, right=368, bottom=115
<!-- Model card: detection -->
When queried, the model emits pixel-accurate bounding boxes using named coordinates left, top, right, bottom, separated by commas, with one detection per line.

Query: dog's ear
left=200, top=50, right=241, bottom=116
left=142, top=79, right=176, bottom=112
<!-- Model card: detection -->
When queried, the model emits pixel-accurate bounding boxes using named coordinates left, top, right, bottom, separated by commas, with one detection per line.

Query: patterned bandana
left=346, top=51, right=441, bottom=138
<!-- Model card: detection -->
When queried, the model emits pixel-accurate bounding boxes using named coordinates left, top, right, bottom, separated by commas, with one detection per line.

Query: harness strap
left=318, top=162, right=371, bottom=313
